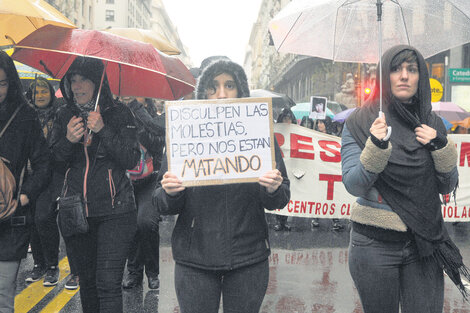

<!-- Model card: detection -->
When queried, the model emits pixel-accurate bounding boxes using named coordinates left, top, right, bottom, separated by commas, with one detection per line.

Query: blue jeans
left=348, top=229, right=444, bottom=313
left=0, top=261, right=20, bottom=313
left=65, top=211, right=137, bottom=313
left=175, top=259, right=269, bottom=313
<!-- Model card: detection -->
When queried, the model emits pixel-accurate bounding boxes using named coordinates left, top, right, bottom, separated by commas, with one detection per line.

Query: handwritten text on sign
left=166, top=98, right=275, bottom=186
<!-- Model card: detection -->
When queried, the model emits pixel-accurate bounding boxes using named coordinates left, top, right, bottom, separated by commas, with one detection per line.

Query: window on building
left=89, top=6, right=92, bottom=22
left=105, top=10, right=115, bottom=22
left=464, top=43, right=470, bottom=68
left=106, top=0, right=114, bottom=3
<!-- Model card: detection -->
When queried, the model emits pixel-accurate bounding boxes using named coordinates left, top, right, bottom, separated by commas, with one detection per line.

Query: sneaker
left=122, top=272, right=143, bottom=289
left=65, top=274, right=79, bottom=290
left=43, top=266, right=59, bottom=286
left=311, top=218, right=320, bottom=228
left=25, top=264, right=46, bottom=283
left=332, top=222, right=344, bottom=231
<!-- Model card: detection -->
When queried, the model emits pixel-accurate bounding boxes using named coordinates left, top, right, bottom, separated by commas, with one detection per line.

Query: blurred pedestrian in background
left=121, top=96, right=165, bottom=290
left=154, top=59, right=290, bottom=313
left=50, top=56, right=140, bottom=313
left=342, top=45, right=467, bottom=313
left=313, top=117, right=344, bottom=231
left=272, top=107, right=296, bottom=231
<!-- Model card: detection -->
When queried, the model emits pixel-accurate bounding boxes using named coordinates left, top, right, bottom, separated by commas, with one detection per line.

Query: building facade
left=246, top=0, right=470, bottom=110
left=45, top=0, right=94, bottom=29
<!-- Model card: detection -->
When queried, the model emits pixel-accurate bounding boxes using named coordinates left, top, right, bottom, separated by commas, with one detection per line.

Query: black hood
left=60, top=57, right=115, bottom=110
left=195, top=59, right=250, bottom=99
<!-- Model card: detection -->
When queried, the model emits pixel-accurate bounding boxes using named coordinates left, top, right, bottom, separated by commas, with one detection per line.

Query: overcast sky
left=163, top=0, right=263, bottom=68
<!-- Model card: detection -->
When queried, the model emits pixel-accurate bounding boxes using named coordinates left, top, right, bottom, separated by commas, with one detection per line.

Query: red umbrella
left=11, top=24, right=195, bottom=100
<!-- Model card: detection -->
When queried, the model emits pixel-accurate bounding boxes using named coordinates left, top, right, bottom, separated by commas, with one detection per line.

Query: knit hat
left=195, top=59, right=250, bottom=99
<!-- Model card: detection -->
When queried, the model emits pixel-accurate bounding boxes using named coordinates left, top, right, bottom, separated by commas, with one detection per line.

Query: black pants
left=126, top=178, right=160, bottom=277
left=175, top=259, right=269, bottom=313
left=65, top=211, right=137, bottom=313
left=30, top=185, right=60, bottom=268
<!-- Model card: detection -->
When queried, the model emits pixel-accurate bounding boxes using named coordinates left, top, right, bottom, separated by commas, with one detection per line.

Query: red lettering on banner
left=319, top=174, right=342, bottom=200
left=294, top=200, right=300, bottom=213
left=318, top=140, right=341, bottom=163
left=274, top=132, right=285, bottom=157
left=300, top=201, right=307, bottom=213
left=290, top=133, right=314, bottom=160
left=341, top=204, right=351, bottom=215
left=287, top=200, right=293, bottom=212
left=463, top=207, right=468, bottom=218
left=460, top=142, right=470, bottom=167
left=315, top=202, right=322, bottom=214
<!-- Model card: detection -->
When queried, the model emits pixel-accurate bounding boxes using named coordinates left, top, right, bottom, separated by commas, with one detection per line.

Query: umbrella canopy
left=0, top=0, right=75, bottom=47
left=102, top=27, right=181, bottom=55
left=11, top=25, right=195, bottom=100
left=250, top=89, right=296, bottom=121
left=431, top=102, right=470, bottom=122
left=291, top=102, right=334, bottom=121
left=269, top=0, right=470, bottom=63
left=440, top=116, right=453, bottom=131
left=333, top=107, right=356, bottom=123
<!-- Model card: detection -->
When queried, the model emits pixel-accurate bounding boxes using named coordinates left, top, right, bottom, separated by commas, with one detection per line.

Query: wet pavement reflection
left=15, top=215, right=470, bottom=312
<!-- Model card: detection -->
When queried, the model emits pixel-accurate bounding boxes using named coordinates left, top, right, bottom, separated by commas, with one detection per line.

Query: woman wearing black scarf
left=341, top=45, right=468, bottom=313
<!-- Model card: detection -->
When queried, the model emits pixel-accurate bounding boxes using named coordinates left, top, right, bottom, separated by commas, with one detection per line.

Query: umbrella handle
left=378, top=111, right=392, bottom=141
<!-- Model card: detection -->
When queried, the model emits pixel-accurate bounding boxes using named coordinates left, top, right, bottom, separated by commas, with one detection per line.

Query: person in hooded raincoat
left=153, top=59, right=290, bottom=313
left=341, top=45, right=467, bottom=313
left=50, top=56, right=140, bottom=313
left=0, top=51, right=50, bottom=313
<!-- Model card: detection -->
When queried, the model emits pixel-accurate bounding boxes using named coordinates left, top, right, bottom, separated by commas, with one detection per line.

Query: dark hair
left=144, top=98, right=158, bottom=118
left=390, top=49, right=418, bottom=72
left=277, top=108, right=296, bottom=124
left=0, top=51, right=28, bottom=106
left=315, top=116, right=334, bottom=134
left=26, top=77, right=56, bottom=107
left=300, top=116, right=314, bottom=129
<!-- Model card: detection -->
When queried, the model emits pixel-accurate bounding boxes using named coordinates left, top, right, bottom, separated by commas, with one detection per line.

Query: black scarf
left=346, top=45, right=469, bottom=297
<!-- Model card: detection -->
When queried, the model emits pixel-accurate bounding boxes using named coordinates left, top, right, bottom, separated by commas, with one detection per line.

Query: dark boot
left=122, top=271, right=143, bottom=289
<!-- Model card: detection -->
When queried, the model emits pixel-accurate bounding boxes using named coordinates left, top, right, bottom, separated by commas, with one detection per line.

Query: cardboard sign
left=166, top=97, right=275, bottom=187
left=270, top=124, right=470, bottom=222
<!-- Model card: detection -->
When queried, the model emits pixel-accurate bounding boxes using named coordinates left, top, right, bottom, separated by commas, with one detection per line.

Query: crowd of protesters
left=0, top=43, right=469, bottom=313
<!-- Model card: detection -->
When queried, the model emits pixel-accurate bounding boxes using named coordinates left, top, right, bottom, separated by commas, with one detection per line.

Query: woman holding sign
left=154, top=59, right=290, bottom=313
left=341, top=45, right=466, bottom=313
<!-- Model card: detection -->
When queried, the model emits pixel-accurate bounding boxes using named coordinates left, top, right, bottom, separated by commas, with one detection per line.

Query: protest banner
left=165, top=97, right=275, bottom=186
left=271, top=124, right=470, bottom=222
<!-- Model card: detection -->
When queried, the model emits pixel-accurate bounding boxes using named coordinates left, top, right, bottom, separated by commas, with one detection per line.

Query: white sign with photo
left=309, top=96, right=327, bottom=120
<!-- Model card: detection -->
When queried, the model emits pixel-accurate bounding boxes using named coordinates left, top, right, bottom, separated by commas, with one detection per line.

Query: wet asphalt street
left=14, top=215, right=470, bottom=312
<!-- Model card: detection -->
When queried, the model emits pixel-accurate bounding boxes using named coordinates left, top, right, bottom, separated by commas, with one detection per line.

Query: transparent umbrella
left=269, top=0, right=470, bottom=138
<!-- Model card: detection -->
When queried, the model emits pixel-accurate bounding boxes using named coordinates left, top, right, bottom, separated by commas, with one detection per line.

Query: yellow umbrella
left=0, top=0, right=75, bottom=47
left=102, top=27, right=181, bottom=55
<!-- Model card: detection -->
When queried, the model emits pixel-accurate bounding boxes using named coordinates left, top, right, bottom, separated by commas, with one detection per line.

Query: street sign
left=430, top=78, right=443, bottom=102
left=449, top=68, right=470, bottom=83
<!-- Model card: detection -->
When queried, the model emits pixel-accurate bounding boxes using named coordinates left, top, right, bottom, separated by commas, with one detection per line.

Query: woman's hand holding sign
left=162, top=172, right=186, bottom=196
left=259, top=169, right=283, bottom=194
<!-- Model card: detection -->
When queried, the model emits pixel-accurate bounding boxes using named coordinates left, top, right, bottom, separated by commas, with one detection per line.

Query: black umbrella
left=250, top=89, right=296, bottom=121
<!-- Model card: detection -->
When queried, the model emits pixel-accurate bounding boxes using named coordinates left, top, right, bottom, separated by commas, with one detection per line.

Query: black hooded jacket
left=0, top=51, right=51, bottom=260
left=154, top=59, right=290, bottom=270
left=50, top=57, right=140, bottom=217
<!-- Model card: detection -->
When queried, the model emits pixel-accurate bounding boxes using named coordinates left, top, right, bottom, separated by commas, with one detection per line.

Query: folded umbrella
left=11, top=25, right=195, bottom=100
